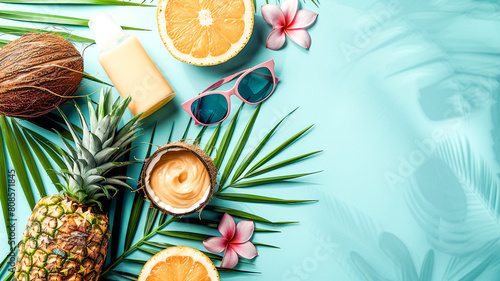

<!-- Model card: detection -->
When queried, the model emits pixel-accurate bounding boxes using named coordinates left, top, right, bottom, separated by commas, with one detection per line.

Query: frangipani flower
left=203, top=213, right=258, bottom=269
left=262, top=0, right=318, bottom=50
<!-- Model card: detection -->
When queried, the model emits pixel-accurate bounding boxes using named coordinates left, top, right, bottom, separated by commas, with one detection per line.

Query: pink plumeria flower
left=262, top=0, right=318, bottom=50
left=203, top=213, right=258, bottom=269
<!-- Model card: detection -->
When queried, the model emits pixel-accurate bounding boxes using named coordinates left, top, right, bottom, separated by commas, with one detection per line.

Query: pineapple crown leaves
left=55, top=88, right=143, bottom=207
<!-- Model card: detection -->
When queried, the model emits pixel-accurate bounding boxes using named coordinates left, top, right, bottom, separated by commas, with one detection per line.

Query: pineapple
left=14, top=89, right=142, bottom=281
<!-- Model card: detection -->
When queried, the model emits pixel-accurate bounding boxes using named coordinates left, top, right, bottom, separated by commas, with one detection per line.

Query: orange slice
left=157, top=0, right=254, bottom=66
left=138, top=246, right=219, bottom=281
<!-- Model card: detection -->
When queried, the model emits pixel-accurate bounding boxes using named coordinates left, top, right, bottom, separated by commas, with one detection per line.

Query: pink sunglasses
left=181, top=60, right=280, bottom=126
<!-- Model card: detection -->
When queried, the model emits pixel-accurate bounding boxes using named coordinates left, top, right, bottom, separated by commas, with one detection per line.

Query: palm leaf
left=0, top=116, right=35, bottom=209
left=142, top=241, right=176, bottom=249
left=0, top=0, right=154, bottom=6
left=0, top=39, right=9, bottom=47
left=11, top=121, right=46, bottom=198
left=168, top=121, right=175, bottom=143
left=244, top=151, right=322, bottom=179
left=143, top=241, right=223, bottom=261
left=158, top=230, right=277, bottom=248
left=215, top=193, right=317, bottom=204
left=0, top=10, right=149, bottom=31
left=0, top=25, right=94, bottom=42
left=230, top=107, right=297, bottom=185
left=3, top=272, right=13, bottom=281
left=109, top=271, right=137, bottom=281
left=82, top=72, right=113, bottom=87
left=26, top=115, right=72, bottom=140
left=204, top=205, right=297, bottom=225
left=21, top=127, right=66, bottom=170
left=100, top=217, right=176, bottom=277
left=230, top=172, right=320, bottom=188
left=124, top=191, right=145, bottom=251
left=213, top=103, right=243, bottom=169
left=203, top=123, right=221, bottom=156
left=182, top=118, right=192, bottom=140
left=97, top=107, right=319, bottom=277
left=19, top=124, right=61, bottom=190
left=124, top=123, right=157, bottom=249
left=219, top=103, right=261, bottom=187
left=158, top=230, right=210, bottom=241
left=244, top=124, right=314, bottom=175
left=122, top=259, right=146, bottom=265
left=143, top=123, right=159, bottom=236
left=172, top=217, right=279, bottom=233
left=109, top=145, right=131, bottom=261
left=0, top=127, right=9, bottom=240
left=194, top=125, right=208, bottom=146
left=143, top=208, right=159, bottom=236
left=0, top=252, right=9, bottom=272
left=137, top=246, right=158, bottom=256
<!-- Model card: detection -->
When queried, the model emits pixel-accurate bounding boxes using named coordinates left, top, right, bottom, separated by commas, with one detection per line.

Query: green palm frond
left=0, top=116, right=66, bottom=241
left=0, top=90, right=320, bottom=278
left=0, top=0, right=154, bottom=6
left=101, top=105, right=320, bottom=278
left=0, top=127, right=8, bottom=240
left=124, top=122, right=157, bottom=250
left=0, top=10, right=149, bottom=31
left=0, top=25, right=93, bottom=42
left=0, top=116, right=36, bottom=209
left=0, top=39, right=9, bottom=47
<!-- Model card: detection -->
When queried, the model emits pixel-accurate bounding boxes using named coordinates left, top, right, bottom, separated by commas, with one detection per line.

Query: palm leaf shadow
left=323, top=196, right=433, bottom=281
left=321, top=196, right=392, bottom=280
left=408, top=134, right=500, bottom=256
left=406, top=133, right=500, bottom=279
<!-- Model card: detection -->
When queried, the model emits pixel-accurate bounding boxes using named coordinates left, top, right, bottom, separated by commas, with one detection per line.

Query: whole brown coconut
left=140, top=142, right=218, bottom=217
left=0, top=33, right=83, bottom=118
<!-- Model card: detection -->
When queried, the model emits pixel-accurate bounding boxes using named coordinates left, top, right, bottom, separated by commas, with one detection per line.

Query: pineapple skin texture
left=14, top=195, right=110, bottom=281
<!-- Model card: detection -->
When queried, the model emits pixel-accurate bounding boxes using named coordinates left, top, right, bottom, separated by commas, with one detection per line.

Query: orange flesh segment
left=146, top=256, right=213, bottom=281
left=164, top=0, right=246, bottom=58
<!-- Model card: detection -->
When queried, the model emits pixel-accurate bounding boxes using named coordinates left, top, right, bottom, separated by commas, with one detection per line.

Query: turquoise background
left=2, top=0, right=500, bottom=280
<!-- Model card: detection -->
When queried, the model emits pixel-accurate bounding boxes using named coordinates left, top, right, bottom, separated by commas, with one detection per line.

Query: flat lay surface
left=1, top=0, right=500, bottom=280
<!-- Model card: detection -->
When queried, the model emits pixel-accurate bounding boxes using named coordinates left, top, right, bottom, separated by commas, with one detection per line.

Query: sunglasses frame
left=181, top=59, right=279, bottom=126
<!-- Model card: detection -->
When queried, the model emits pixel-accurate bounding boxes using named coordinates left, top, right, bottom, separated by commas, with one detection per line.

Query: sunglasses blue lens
left=191, top=94, right=228, bottom=124
left=237, top=67, right=274, bottom=103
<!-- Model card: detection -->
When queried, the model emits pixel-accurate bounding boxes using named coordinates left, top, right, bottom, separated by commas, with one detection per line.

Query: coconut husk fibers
left=140, top=142, right=218, bottom=217
left=0, top=33, right=83, bottom=118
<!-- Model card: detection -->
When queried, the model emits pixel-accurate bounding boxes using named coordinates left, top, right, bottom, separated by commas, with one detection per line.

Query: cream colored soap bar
left=99, top=35, right=175, bottom=119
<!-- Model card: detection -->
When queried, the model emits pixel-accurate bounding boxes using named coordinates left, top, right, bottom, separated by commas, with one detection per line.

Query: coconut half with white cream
left=140, top=142, right=218, bottom=217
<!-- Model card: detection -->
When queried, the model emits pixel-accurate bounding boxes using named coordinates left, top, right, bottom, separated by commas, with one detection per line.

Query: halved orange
left=157, top=0, right=254, bottom=66
left=138, top=246, right=219, bottom=281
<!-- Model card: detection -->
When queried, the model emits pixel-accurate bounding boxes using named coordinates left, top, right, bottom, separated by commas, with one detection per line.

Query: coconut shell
left=140, top=142, right=218, bottom=217
left=0, top=33, right=84, bottom=118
